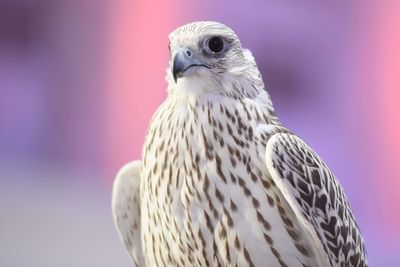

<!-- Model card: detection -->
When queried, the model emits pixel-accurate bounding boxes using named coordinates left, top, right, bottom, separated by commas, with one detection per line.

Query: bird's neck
left=162, top=63, right=280, bottom=129
left=167, top=62, right=266, bottom=101
left=163, top=86, right=280, bottom=131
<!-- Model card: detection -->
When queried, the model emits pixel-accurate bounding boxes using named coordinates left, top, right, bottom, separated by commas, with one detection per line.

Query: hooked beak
left=172, top=48, right=209, bottom=83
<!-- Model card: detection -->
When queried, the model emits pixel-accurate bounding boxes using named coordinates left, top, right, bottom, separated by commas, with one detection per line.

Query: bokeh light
left=0, top=0, right=399, bottom=266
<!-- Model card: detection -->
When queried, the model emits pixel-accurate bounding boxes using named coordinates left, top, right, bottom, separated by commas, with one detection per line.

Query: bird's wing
left=112, top=160, right=146, bottom=267
left=265, top=133, right=367, bottom=267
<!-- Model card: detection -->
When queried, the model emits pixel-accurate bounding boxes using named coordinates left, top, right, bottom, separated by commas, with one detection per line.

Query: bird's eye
left=207, top=37, right=224, bottom=54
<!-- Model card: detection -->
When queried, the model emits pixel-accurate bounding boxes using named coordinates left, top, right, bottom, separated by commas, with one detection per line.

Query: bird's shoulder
left=112, top=161, right=146, bottom=267
left=265, top=133, right=367, bottom=266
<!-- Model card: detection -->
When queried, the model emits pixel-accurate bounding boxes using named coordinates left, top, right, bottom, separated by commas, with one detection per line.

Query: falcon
left=112, top=21, right=367, bottom=267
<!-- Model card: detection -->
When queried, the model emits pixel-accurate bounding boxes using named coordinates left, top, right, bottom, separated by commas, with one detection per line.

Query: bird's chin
left=172, top=68, right=216, bottom=97
left=179, top=65, right=208, bottom=79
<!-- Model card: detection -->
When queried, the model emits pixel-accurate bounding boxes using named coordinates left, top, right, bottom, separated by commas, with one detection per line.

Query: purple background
left=0, top=0, right=399, bottom=266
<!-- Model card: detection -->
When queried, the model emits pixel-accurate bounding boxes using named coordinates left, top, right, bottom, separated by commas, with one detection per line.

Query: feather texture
left=266, top=133, right=367, bottom=266
left=112, top=161, right=146, bottom=267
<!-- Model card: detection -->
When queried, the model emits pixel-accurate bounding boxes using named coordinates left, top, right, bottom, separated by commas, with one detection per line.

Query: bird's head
left=167, top=21, right=262, bottom=98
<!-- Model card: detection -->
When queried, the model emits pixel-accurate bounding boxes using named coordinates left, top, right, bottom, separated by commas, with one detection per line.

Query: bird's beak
left=172, top=48, right=208, bottom=83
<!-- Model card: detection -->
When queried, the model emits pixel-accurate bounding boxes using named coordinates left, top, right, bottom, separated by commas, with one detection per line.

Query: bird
left=112, top=21, right=367, bottom=267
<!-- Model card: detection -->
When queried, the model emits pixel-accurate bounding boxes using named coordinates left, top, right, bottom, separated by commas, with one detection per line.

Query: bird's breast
left=140, top=98, right=318, bottom=267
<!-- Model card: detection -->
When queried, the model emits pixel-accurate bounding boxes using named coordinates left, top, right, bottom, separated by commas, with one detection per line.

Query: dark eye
left=208, top=37, right=224, bottom=54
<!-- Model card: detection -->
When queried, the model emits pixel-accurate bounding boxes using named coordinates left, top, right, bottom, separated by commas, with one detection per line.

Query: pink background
left=0, top=0, right=399, bottom=266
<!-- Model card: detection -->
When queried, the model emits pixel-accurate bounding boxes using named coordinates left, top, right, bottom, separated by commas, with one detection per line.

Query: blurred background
left=0, top=0, right=399, bottom=266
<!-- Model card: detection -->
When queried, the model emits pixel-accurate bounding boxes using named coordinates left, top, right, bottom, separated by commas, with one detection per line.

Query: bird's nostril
left=186, top=50, right=192, bottom=56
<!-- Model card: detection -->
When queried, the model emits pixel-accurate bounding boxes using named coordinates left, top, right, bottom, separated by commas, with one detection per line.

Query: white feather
left=112, top=160, right=145, bottom=267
